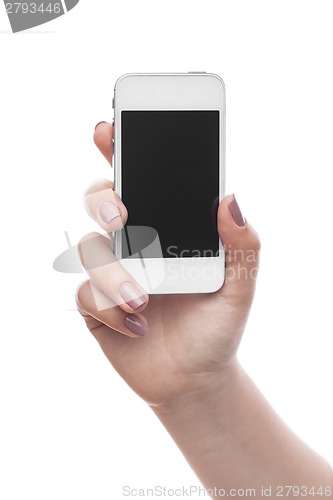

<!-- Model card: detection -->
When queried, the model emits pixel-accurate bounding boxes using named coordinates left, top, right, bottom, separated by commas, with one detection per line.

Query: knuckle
left=78, top=231, right=101, bottom=246
left=75, top=280, right=92, bottom=313
left=77, top=232, right=101, bottom=267
left=247, top=224, right=261, bottom=252
left=84, top=178, right=114, bottom=197
left=78, top=232, right=114, bottom=273
left=252, top=233, right=261, bottom=253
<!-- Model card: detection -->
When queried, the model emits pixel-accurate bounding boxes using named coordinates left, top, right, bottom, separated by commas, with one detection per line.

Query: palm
left=95, top=290, right=251, bottom=406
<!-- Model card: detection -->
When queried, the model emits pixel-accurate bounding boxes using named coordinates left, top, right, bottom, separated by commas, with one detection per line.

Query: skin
left=76, top=122, right=333, bottom=498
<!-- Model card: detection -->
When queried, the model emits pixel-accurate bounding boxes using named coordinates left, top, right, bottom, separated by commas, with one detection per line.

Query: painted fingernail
left=125, top=315, right=148, bottom=336
left=119, top=282, right=147, bottom=310
left=99, top=201, right=120, bottom=224
left=228, top=195, right=245, bottom=227
left=95, top=121, right=107, bottom=131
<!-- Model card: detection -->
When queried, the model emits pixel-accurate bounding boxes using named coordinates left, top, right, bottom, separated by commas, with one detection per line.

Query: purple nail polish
left=125, top=315, right=148, bottom=336
left=119, top=282, right=146, bottom=310
left=99, top=201, right=120, bottom=224
left=228, top=195, right=245, bottom=227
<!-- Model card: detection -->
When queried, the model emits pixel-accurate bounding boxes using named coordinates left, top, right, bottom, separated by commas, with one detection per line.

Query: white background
left=0, top=1, right=332, bottom=499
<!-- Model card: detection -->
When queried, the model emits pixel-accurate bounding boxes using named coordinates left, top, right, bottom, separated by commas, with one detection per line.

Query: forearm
left=151, top=361, right=332, bottom=498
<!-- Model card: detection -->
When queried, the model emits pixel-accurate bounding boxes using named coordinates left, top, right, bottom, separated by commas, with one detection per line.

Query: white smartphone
left=113, top=72, right=225, bottom=294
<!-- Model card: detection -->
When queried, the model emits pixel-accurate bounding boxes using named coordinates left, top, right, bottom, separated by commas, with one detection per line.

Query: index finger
left=94, top=121, right=113, bottom=164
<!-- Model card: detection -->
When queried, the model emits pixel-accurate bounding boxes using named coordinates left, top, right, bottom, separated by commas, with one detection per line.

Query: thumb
left=217, top=194, right=261, bottom=307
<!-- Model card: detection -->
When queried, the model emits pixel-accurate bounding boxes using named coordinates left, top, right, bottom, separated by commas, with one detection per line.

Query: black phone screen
left=121, top=110, right=220, bottom=258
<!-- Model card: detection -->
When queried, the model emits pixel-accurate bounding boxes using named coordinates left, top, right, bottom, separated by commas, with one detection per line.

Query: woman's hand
left=76, top=121, right=260, bottom=408
left=76, top=122, right=332, bottom=497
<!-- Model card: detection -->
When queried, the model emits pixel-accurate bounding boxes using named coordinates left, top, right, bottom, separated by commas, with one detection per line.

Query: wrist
left=149, top=357, right=242, bottom=418
left=151, top=359, right=333, bottom=496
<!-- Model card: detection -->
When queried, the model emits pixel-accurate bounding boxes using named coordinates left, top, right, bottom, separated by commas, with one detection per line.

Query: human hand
left=76, top=121, right=261, bottom=408
left=76, top=123, right=332, bottom=496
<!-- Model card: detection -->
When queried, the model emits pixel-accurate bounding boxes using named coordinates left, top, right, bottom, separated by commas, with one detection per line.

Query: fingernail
left=119, top=282, right=147, bottom=310
left=228, top=195, right=245, bottom=227
left=95, top=121, right=107, bottom=131
left=99, top=201, right=120, bottom=224
left=125, top=315, right=148, bottom=336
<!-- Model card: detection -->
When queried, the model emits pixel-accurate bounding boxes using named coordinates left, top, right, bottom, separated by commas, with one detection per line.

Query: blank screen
left=121, top=110, right=219, bottom=258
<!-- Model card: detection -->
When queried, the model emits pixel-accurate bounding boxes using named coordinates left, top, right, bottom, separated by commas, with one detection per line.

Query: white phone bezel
left=113, top=73, right=226, bottom=294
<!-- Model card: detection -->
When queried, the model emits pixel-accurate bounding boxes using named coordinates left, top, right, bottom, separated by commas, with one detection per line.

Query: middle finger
left=78, top=231, right=149, bottom=313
